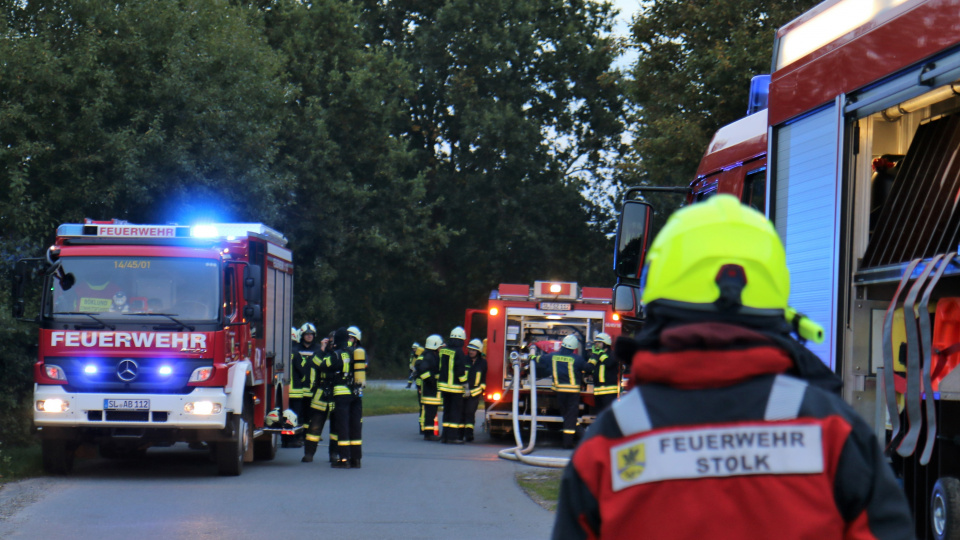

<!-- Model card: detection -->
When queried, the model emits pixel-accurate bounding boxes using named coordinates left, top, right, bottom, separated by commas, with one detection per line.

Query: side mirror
left=613, top=284, right=639, bottom=317
left=243, top=264, right=262, bottom=304
left=243, top=304, right=262, bottom=322
left=614, top=200, right=653, bottom=280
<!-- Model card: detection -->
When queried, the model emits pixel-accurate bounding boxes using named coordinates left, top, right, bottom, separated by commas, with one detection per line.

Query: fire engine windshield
left=47, top=257, right=220, bottom=321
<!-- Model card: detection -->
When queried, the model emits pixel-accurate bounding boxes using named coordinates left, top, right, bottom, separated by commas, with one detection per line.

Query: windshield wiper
left=125, top=312, right=196, bottom=332
left=52, top=312, right=116, bottom=331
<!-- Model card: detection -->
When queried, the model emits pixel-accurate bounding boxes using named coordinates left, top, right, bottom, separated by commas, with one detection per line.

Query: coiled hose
left=496, top=357, right=570, bottom=468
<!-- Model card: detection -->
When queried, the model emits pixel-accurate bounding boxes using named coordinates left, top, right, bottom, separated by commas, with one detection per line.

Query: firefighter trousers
left=593, top=393, right=617, bottom=414
left=420, top=403, right=439, bottom=437
left=557, top=391, right=580, bottom=449
left=333, top=394, right=362, bottom=462
left=462, top=395, right=481, bottom=441
left=441, top=391, right=464, bottom=443
left=303, top=403, right=332, bottom=458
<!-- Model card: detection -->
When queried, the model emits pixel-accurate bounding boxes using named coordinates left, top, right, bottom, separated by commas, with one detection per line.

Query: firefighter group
left=282, top=321, right=620, bottom=466
left=407, top=327, right=618, bottom=448
left=287, top=324, right=366, bottom=469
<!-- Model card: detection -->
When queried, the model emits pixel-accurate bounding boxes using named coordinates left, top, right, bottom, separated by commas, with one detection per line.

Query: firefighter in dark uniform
left=326, top=327, right=362, bottom=468
left=287, top=322, right=318, bottom=448
left=416, top=335, right=442, bottom=440
left=438, top=327, right=469, bottom=444
left=584, top=332, right=618, bottom=413
left=552, top=195, right=913, bottom=539
left=462, top=338, right=487, bottom=442
left=302, top=333, right=334, bottom=462
left=347, top=326, right=367, bottom=390
left=535, top=334, right=585, bottom=449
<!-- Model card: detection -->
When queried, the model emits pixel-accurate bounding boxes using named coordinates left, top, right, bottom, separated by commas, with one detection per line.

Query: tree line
left=0, top=0, right=817, bottom=444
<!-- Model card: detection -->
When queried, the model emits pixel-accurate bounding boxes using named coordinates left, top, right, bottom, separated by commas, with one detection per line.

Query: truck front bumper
left=34, top=385, right=230, bottom=430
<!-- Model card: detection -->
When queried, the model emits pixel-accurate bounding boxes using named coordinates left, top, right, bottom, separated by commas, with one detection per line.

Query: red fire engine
left=615, top=1, right=960, bottom=536
left=464, top=281, right=621, bottom=440
left=12, top=219, right=295, bottom=476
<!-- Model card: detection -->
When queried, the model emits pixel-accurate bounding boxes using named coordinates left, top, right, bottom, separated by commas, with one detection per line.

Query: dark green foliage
left=621, top=0, right=819, bottom=223
left=359, top=0, right=624, bottom=333
left=0, top=0, right=625, bottom=437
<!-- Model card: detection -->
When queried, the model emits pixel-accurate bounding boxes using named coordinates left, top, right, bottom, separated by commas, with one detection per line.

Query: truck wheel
left=932, top=477, right=960, bottom=540
left=42, top=439, right=76, bottom=475
left=216, top=407, right=251, bottom=476
left=254, top=432, right=279, bottom=461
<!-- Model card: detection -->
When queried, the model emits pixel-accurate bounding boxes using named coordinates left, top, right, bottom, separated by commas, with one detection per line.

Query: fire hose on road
left=497, top=353, right=570, bottom=468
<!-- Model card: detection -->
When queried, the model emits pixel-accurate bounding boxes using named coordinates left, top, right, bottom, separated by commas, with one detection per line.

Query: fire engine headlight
left=184, top=401, right=221, bottom=415
left=489, top=392, right=502, bottom=401
left=37, top=399, right=69, bottom=413
left=44, top=365, right=68, bottom=382
left=188, top=366, right=214, bottom=382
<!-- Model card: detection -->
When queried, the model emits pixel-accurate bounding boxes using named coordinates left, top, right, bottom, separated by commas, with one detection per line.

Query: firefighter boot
left=350, top=458, right=361, bottom=469
left=302, top=441, right=317, bottom=463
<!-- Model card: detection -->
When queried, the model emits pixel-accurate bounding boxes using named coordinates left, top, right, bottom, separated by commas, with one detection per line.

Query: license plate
left=104, top=399, right=150, bottom=411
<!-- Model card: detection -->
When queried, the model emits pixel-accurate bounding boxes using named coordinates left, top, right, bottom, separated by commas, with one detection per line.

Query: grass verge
left=516, top=468, right=563, bottom=511
left=362, top=386, right=420, bottom=416
left=0, top=443, right=42, bottom=484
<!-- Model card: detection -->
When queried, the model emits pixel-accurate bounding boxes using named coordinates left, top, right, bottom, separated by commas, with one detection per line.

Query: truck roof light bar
left=56, top=221, right=287, bottom=244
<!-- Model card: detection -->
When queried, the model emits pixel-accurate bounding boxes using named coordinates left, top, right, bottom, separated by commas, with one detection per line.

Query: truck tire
left=933, top=477, right=960, bottom=540
left=253, top=432, right=279, bottom=461
left=216, top=407, right=251, bottom=476
left=42, top=439, right=76, bottom=475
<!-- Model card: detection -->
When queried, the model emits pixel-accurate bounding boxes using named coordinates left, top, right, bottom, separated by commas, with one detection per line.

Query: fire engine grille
left=92, top=410, right=169, bottom=422
left=104, top=411, right=149, bottom=422
left=862, top=113, right=960, bottom=268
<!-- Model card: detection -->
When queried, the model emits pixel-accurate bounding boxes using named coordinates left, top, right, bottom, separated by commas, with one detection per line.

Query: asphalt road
left=0, top=410, right=564, bottom=540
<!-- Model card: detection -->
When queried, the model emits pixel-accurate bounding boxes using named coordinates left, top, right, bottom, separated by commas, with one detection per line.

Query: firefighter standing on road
left=584, top=333, right=618, bottom=413
left=462, top=339, right=487, bottom=442
left=416, top=335, right=442, bottom=441
left=552, top=195, right=913, bottom=539
left=438, top=327, right=469, bottom=444
left=535, top=334, right=586, bottom=449
left=287, top=322, right=318, bottom=448
left=327, top=327, right=363, bottom=468
left=302, top=334, right=335, bottom=463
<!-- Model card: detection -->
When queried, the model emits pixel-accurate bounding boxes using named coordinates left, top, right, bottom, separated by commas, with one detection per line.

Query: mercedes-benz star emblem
left=117, top=359, right=139, bottom=382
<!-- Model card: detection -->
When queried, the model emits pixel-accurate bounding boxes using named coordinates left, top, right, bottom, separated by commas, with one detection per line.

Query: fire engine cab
left=12, top=219, right=295, bottom=476
left=464, top=281, right=621, bottom=440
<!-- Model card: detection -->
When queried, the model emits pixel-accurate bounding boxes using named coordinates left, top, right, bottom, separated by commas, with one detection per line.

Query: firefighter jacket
left=324, top=348, right=357, bottom=397
left=350, top=345, right=367, bottom=387
left=536, top=347, right=586, bottom=393
left=552, top=322, right=913, bottom=540
left=415, top=350, right=442, bottom=406
left=290, top=340, right=318, bottom=398
left=437, top=338, right=468, bottom=393
left=310, top=345, right=336, bottom=402
left=466, top=354, right=487, bottom=398
left=585, top=348, right=619, bottom=396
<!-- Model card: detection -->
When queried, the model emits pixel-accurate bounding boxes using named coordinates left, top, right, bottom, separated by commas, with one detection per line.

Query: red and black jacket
left=552, top=322, right=913, bottom=540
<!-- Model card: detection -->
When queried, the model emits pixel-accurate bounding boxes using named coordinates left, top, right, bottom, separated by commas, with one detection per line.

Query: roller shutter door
left=773, top=103, right=842, bottom=370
